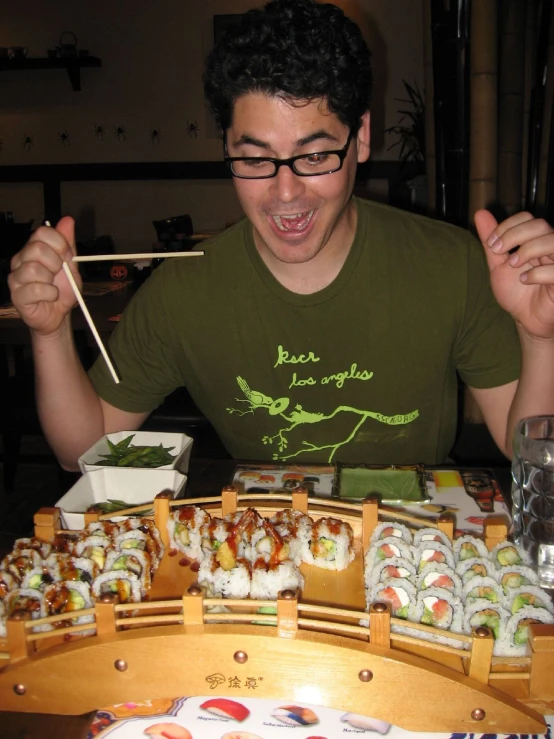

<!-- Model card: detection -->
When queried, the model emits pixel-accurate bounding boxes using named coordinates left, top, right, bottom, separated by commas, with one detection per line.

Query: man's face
left=226, top=94, right=370, bottom=267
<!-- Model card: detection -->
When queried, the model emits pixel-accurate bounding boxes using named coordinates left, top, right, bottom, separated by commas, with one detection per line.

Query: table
left=0, top=462, right=515, bottom=738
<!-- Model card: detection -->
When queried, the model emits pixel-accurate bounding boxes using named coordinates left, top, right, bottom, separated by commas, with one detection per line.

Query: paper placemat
left=86, top=694, right=552, bottom=738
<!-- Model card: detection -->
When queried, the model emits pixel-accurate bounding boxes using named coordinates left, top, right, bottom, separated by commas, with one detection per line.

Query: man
left=8, top=0, right=554, bottom=470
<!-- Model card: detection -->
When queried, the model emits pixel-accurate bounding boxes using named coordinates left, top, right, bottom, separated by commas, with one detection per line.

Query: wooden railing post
left=95, top=594, right=118, bottom=635
left=277, top=588, right=298, bottom=638
left=182, top=585, right=205, bottom=630
left=529, top=623, right=554, bottom=700
left=468, top=626, right=494, bottom=682
left=483, top=516, right=509, bottom=550
left=6, top=612, right=32, bottom=662
left=154, top=491, right=172, bottom=548
left=369, top=602, right=391, bottom=648
left=362, top=496, right=379, bottom=553
left=291, top=488, right=309, bottom=513
left=221, top=486, right=238, bottom=517
left=34, top=507, right=60, bottom=542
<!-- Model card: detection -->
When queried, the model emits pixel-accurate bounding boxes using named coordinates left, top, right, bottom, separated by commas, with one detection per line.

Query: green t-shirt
left=89, top=198, right=520, bottom=465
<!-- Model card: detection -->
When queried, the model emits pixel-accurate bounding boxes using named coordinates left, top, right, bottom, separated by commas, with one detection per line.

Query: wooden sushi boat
left=0, top=486, right=553, bottom=733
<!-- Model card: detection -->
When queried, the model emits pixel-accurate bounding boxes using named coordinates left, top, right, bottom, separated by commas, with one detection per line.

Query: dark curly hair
left=204, top=0, right=372, bottom=134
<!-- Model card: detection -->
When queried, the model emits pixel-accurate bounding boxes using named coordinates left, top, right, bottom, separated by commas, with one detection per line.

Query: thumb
left=474, top=209, right=500, bottom=269
left=55, top=215, right=76, bottom=256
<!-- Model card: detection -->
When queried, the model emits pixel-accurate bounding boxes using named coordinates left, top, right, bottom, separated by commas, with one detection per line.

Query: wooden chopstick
left=73, top=251, right=204, bottom=263
left=44, top=221, right=120, bottom=384
left=61, top=262, right=120, bottom=384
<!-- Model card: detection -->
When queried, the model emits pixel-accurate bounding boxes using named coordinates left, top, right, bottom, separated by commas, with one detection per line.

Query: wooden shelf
left=0, top=56, right=101, bottom=91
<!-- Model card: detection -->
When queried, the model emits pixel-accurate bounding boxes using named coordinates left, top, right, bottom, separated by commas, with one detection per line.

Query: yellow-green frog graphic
left=227, top=376, right=419, bottom=462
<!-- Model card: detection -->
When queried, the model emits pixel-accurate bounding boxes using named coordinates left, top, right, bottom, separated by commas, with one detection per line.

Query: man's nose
left=269, top=163, right=306, bottom=202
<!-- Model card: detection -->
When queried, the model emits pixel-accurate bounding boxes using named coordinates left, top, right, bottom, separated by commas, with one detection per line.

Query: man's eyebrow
left=232, top=129, right=340, bottom=150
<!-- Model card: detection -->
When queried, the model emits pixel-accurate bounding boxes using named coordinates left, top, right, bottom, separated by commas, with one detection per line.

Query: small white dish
left=55, top=467, right=187, bottom=529
left=78, top=431, right=193, bottom=475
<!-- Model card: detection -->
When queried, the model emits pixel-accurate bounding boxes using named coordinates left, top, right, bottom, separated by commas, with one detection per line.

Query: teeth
left=272, top=210, right=314, bottom=231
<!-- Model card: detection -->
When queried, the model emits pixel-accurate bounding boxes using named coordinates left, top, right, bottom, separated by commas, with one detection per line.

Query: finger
left=55, top=216, right=76, bottom=256
left=507, top=232, right=554, bottom=268
left=12, top=239, right=65, bottom=276
left=9, top=277, right=60, bottom=308
left=519, top=262, right=554, bottom=285
left=474, top=210, right=508, bottom=271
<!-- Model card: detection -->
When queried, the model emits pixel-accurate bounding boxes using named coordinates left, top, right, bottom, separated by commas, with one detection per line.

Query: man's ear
left=356, top=111, right=371, bottom=163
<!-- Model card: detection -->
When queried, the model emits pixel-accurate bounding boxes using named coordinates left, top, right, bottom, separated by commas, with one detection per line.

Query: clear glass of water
left=512, top=415, right=554, bottom=588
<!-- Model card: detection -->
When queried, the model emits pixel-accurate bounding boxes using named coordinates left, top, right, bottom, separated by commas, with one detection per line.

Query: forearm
left=506, top=328, right=554, bottom=455
left=32, top=317, right=106, bottom=470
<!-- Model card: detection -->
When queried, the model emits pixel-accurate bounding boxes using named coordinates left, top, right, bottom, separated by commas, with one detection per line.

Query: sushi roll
left=413, top=586, right=462, bottom=631
left=245, top=520, right=291, bottom=566
left=92, top=570, right=141, bottom=604
left=505, top=584, right=554, bottom=615
left=367, top=578, right=417, bottom=619
left=12, top=537, right=52, bottom=559
left=21, top=566, right=58, bottom=592
left=413, top=527, right=452, bottom=548
left=4, top=588, right=45, bottom=628
left=114, top=530, right=160, bottom=570
left=42, top=580, right=94, bottom=634
left=417, top=562, right=462, bottom=594
left=46, top=553, right=99, bottom=585
left=495, top=564, right=540, bottom=595
left=453, top=534, right=489, bottom=562
left=364, top=536, right=413, bottom=570
left=2, top=549, right=43, bottom=583
left=304, top=517, right=355, bottom=570
left=463, top=575, right=504, bottom=605
left=463, top=599, right=511, bottom=643
left=489, top=540, right=531, bottom=569
left=269, top=509, right=313, bottom=564
left=200, top=697, right=250, bottom=721
left=74, top=535, right=113, bottom=571
left=199, top=517, right=233, bottom=556
left=167, top=504, right=211, bottom=560
left=498, top=606, right=554, bottom=655
left=370, top=521, right=413, bottom=545
left=0, top=569, right=18, bottom=599
left=250, top=558, right=304, bottom=600
left=104, top=548, right=153, bottom=596
left=197, top=553, right=251, bottom=599
left=271, top=705, right=319, bottom=726
left=455, top=556, right=495, bottom=584
left=366, top=557, right=417, bottom=589
left=414, top=541, right=455, bottom=572
left=119, top=518, right=165, bottom=561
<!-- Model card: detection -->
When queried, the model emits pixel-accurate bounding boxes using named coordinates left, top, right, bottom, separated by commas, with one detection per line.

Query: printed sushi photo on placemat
left=231, top=463, right=335, bottom=497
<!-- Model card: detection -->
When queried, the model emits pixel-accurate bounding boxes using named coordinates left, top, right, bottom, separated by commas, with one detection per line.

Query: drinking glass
left=511, top=415, right=554, bottom=588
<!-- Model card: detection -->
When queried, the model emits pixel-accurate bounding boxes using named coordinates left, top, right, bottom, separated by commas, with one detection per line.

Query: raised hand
left=8, top=216, right=81, bottom=336
left=474, top=209, right=554, bottom=340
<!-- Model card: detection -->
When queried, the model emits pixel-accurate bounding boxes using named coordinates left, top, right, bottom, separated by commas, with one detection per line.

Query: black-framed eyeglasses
left=224, top=129, right=354, bottom=179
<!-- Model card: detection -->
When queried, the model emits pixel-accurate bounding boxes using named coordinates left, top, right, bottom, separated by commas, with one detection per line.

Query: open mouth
left=272, top=210, right=315, bottom=232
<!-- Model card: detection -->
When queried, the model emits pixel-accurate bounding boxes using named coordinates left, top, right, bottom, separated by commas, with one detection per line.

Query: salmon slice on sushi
left=143, top=723, right=193, bottom=739
left=200, top=698, right=250, bottom=721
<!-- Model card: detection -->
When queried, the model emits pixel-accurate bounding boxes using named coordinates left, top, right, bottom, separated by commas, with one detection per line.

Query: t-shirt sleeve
left=88, top=264, right=184, bottom=412
left=454, top=232, right=521, bottom=389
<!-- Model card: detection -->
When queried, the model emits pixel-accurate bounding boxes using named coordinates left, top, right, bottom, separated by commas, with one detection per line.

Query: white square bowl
left=55, top=467, right=187, bottom=529
left=78, top=431, right=193, bottom=475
